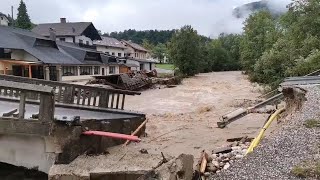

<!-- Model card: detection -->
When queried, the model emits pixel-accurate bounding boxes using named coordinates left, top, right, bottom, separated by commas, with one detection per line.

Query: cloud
left=0, top=0, right=290, bottom=37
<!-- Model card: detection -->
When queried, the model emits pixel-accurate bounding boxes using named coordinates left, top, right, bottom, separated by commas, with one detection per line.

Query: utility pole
left=11, top=5, right=14, bottom=26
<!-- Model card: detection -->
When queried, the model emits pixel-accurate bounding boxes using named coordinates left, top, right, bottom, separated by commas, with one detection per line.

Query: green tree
left=142, top=39, right=154, bottom=51
left=152, top=43, right=167, bottom=63
left=168, top=25, right=201, bottom=76
left=218, top=33, right=242, bottom=70
left=15, top=0, right=32, bottom=30
left=240, top=11, right=279, bottom=74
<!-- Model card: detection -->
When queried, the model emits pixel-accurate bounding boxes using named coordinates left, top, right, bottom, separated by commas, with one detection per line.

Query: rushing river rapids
left=0, top=162, right=47, bottom=180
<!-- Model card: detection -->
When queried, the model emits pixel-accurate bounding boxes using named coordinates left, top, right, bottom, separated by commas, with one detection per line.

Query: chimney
left=49, top=28, right=56, bottom=41
left=60, top=18, right=66, bottom=23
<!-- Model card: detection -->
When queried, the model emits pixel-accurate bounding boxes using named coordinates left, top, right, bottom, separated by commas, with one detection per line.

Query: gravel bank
left=212, top=85, right=320, bottom=180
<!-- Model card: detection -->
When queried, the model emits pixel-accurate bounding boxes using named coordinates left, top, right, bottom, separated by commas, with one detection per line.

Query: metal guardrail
left=281, top=76, right=320, bottom=87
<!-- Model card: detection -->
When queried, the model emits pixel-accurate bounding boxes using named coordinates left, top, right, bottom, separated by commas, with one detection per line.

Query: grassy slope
left=155, top=64, right=174, bottom=70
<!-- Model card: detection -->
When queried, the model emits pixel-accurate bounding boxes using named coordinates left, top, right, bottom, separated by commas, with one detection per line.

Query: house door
left=102, top=68, right=105, bottom=75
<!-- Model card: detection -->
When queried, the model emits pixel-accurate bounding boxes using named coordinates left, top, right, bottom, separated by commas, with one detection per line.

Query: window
left=112, top=52, right=115, bottom=56
left=109, top=66, right=115, bottom=74
left=106, top=52, right=109, bottom=55
left=94, top=66, right=100, bottom=75
left=86, top=41, right=89, bottom=45
left=1, top=17, right=3, bottom=20
left=60, top=38, right=66, bottom=41
left=79, top=39, right=83, bottom=44
left=118, top=53, right=121, bottom=57
left=62, top=66, right=77, bottom=76
left=80, top=66, right=92, bottom=75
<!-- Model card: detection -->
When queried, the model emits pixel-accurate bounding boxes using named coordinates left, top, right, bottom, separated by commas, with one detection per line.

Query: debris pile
left=89, top=70, right=181, bottom=91
left=90, top=71, right=152, bottom=91
left=195, top=136, right=252, bottom=179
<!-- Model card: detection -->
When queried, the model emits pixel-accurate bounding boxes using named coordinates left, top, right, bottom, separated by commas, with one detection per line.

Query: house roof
left=134, top=58, right=155, bottom=63
left=0, top=12, right=7, bottom=18
left=32, top=22, right=101, bottom=40
left=94, top=36, right=126, bottom=49
left=121, top=40, right=148, bottom=52
left=57, top=41, right=103, bottom=64
left=0, top=26, right=82, bottom=65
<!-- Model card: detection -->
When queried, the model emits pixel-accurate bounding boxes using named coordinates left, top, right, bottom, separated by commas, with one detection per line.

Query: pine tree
left=15, top=0, right=32, bottom=30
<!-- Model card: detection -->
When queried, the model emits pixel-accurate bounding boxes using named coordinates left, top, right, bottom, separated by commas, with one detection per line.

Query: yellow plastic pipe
left=246, top=107, right=285, bottom=155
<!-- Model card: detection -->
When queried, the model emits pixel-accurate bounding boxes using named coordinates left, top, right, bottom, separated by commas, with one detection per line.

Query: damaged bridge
left=0, top=75, right=146, bottom=173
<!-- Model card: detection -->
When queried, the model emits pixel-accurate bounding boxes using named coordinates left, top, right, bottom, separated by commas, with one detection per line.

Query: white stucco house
left=94, top=36, right=127, bottom=57
left=32, top=18, right=101, bottom=48
left=121, top=40, right=150, bottom=59
left=0, top=12, right=9, bottom=26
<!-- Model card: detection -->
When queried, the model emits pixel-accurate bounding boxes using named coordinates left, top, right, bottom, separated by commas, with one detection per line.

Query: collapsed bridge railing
left=0, top=75, right=140, bottom=110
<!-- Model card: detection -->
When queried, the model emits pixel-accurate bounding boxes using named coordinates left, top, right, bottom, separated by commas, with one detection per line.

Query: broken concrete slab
left=138, top=154, right=194, bottom=180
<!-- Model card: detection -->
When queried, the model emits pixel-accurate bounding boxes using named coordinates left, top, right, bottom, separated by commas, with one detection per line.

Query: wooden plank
left=18, top=92, right=26, bottom=120
left=123, top=119, right=147, bottom=146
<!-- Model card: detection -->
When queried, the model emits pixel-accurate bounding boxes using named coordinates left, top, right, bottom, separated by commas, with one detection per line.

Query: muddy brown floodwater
left=49, top=71, right=278, bottom=178
left=122, top=71, right=271, bottom=157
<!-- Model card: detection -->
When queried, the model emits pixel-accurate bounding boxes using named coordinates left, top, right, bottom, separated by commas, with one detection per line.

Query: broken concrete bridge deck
left=0, top=76, right=147, bottom=175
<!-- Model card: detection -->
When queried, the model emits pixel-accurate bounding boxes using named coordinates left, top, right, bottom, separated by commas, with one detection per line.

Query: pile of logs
left=195, top=136, right=253, bottom=179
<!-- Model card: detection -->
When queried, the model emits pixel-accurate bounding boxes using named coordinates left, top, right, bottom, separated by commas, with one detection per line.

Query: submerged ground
left=124, top=71, right=272, bottom=158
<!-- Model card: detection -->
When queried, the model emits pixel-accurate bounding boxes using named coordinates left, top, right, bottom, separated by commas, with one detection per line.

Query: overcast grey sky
left=0, top=0, right=290, bottom=37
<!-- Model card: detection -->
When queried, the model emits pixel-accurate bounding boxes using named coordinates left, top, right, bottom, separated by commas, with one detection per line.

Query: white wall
left=0, top=134, right=56, bottom=173
left=11, top=50, right=38, bottom=62
left=75, top=35, right=93, bottom=45
left=0, top=15, right=9, bottom=26
left=56, top=37, right=74, bottom=43
left=127, top=59, right=140, bottom=71
left=96, top=45, right=125, bottom=57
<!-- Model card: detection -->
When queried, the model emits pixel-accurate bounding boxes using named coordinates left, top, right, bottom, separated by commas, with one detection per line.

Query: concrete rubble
left=195, top=136, right=251, bottom=179
left=138, top=154, right=194, bottom=180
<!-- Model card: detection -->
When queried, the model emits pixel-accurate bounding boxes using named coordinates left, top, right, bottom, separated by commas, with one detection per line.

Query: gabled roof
left=57, top=41, right=103, bottom=64
left=32, top=22, right=101, bottom=40
left=121, top=40, right=148, bottom=52
left=0, top=26, right=81, bottom=65
left=94, top=36, right=127, bottom=49
left=0, top=12, right=7, bottom=18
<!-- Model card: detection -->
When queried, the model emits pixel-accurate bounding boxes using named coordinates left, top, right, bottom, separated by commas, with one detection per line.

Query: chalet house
left=94, top=36, right=127, bottom=57
left=32, top=18, right=101, bottom=48
left=121, top=40, right=148, bottom=59
left=0, top=12, right=9, bottom=26
left=0, top=26, right=117, bottom=82
left=121, top=40, right=155, bottom=71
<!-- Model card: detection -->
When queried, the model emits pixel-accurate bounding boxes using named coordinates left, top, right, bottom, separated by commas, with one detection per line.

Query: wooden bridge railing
left=0, top=75, right=141, bottom=110
left=0, top=80, right=54, bottom=122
